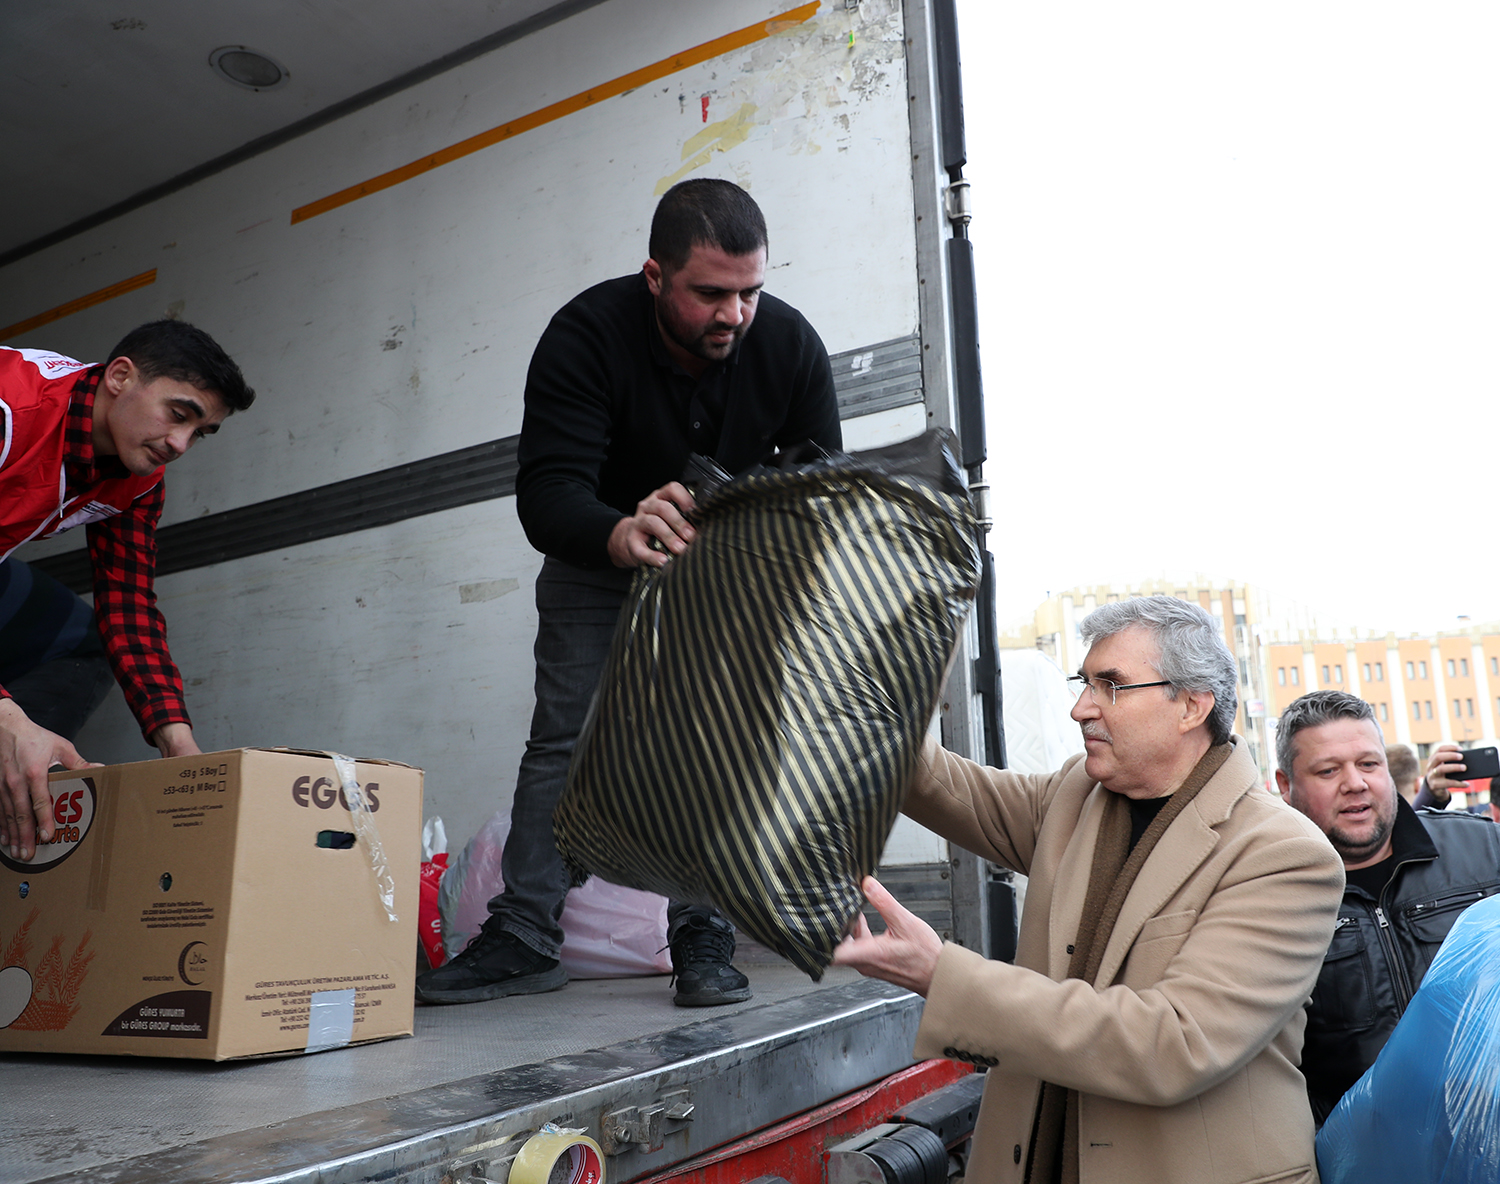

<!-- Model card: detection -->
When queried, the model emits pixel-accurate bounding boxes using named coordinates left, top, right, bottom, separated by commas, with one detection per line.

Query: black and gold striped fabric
left=554, top=429, right=980, bottom=978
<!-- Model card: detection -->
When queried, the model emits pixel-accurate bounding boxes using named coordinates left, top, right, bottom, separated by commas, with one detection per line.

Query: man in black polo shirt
left=417, top=179, right=841, bottom=1007
left=1275, top=690, right=1500, bottom=1123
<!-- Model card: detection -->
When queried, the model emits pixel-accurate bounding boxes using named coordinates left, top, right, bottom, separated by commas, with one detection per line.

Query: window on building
left=1420, top=661, right=1428, bottom=679
left=1277, top=667, right=1286, bottom=686
left=1379, top=702, right=1388, bottom=721
left=1363, top=663, right=1371, bottom=681
left=1493, top=656, right=1498, bottom=675
left=1322, top=665, right=1330, bottom=683
left=1467, top=698, right=1474, bottom=717
left=1461, top=658, right=1469, bottom=677
left=1454, top=699, right=1462, bottom=719
left=1407, top=661, right=1415, bottom=679
left=1413, top=702, right=1422, bottom=722
left=1290, top=667, right=1300, bottom=686
left=1425, top=701, right=1433, bottom=719
left=1448, top=659, right=1456, bottom=677
left=1418, top=742, right=1432, bottom=761
left=1335, top=665, right=1343, bottom=683
left=1376, top=662, right=1384, bottom=680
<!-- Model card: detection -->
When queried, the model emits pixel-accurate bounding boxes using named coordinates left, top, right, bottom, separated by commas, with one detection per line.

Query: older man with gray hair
left=835, top=594, right=1343, bottom=1184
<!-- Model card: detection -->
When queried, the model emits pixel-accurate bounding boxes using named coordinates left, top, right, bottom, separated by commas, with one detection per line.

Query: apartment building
left=1265, top=629, right=1500, bottom=759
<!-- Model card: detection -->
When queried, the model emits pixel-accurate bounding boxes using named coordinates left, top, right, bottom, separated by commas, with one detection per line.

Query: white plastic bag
left=438, top=810, right=671, bottom=979
left=422, top=817, right=447, bottom=862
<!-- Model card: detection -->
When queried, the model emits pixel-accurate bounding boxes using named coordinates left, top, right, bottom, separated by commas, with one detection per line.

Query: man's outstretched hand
left=832, top=875, right=943, bottom=996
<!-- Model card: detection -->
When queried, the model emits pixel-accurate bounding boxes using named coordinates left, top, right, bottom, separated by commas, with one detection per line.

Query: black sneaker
left=415, top=922, right=567, bottom=1004
left=668, top=913, right=752, bottom=1007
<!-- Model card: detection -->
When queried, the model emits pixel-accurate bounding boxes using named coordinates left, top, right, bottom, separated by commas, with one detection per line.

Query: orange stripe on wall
left=0, top=269, right=159, bottom=342
left=291, top=3, right=819, bottom=225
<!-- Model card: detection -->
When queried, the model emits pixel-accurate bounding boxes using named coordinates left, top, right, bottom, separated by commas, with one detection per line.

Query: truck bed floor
left=2, top=962, right=920, bottom=1184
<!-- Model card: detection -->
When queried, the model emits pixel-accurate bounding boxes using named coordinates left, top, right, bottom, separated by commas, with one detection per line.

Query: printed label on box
left=102, top=990, right=211, bottom=1038
left=242, top=973, right=396, bottom=1035
left=0, top=779, right=96, bottom=873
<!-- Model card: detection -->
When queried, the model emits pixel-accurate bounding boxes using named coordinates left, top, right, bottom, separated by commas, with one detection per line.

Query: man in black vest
left=1276, top=689, right=1500, bottom=1123
left=417, top=178, right=841, bottom=1008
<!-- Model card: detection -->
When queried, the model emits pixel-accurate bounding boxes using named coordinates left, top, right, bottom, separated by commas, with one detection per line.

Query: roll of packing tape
left=508, top=1128, right=605, bottom=1184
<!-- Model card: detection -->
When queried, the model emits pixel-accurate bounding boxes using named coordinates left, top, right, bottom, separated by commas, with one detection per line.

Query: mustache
left=1081, top=725, right=1110, bottom=742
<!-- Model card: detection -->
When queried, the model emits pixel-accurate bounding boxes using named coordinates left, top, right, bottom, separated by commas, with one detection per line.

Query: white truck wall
left=5, top=0, right=933, bottom=850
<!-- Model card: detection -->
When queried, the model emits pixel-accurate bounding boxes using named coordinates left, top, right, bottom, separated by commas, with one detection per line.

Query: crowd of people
left=4, top=176, right=1496, bottom=1182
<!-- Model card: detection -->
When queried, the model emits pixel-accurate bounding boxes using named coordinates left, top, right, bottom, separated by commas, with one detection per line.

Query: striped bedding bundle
left=553, top=429, right=980, bottom=978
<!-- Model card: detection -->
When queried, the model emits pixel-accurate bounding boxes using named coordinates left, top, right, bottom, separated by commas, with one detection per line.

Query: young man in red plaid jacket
left=0, top=320, right=253, bottom=862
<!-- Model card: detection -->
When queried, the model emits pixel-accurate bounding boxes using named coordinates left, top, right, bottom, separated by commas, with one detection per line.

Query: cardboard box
left=0, top=748, right=422, bottom=1060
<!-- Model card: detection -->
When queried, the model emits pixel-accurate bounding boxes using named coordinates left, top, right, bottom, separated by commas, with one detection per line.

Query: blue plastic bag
left=1317, top=893, right=1500, bottom=1184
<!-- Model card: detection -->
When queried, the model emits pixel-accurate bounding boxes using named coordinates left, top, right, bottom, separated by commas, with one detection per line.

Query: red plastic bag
left=419, top=852, right=449, bottom=969
left=418, top=817, right=450, bottom=969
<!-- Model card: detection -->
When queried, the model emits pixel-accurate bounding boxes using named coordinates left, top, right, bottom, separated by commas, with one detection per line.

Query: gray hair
left=1275, top=690, right=1376, bottom=776
left=1079, top=595, right=1239, bottom=745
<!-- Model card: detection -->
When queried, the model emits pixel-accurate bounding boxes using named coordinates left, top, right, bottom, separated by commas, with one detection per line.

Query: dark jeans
left=488, top=557, right=723, bottom=959
left=6, top=654, right=115, bottom=742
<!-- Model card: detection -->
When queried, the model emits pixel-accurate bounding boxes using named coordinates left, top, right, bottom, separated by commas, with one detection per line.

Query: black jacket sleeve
left=513, top=293, right=633, bottom=570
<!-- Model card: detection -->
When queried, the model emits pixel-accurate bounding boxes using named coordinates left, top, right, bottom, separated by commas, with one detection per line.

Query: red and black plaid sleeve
left=86, top=481, right=191, bottom=741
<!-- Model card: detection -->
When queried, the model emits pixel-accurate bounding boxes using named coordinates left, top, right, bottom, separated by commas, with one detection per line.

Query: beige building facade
left=1265, top=630, right=1500, bottom=758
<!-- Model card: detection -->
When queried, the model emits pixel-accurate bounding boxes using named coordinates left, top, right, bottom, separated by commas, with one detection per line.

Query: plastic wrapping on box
left=329, top=752, right=398, bottom=923
left=1316, top=893, right=1500, bottom=1184
left=438, top=809, right=671, bottom=978
left=553, top=428, right=980, bottom=978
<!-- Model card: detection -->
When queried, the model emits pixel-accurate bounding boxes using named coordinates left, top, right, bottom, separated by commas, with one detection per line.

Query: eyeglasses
left=1067, top=675, right=1172, bottom=706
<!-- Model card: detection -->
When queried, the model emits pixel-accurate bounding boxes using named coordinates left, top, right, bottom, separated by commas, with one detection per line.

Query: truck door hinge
left=601, top=1090, right=694, bottom=1155
left=968, top=480, right=992, bottom=530
left=944, top=180, right=973, bottom=229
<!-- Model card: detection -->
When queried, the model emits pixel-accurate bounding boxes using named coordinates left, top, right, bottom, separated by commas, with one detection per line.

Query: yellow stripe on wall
left=0, top=269, right=159, bottom=343
left=291, top=3, right=820, bottom=225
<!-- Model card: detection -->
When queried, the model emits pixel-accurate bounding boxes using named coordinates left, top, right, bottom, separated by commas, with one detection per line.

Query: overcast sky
left=954, top=2, right=1500, bottom=636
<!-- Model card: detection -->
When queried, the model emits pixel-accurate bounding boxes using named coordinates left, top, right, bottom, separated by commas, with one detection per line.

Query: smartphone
left=1454, top=746, right=1500, bottom=781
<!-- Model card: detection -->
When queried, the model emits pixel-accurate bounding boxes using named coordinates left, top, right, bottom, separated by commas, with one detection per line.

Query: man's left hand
left=831, top=875, right=942, bottom=996
left=152, top=723, right=201, bottom=759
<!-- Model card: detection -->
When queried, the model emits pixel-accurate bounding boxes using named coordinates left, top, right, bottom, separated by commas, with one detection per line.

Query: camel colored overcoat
left=906, top=737, right=1343, bottom=1184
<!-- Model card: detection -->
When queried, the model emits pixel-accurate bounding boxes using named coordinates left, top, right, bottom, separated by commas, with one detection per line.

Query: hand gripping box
left=0, top=748, right=422, bottom=1060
